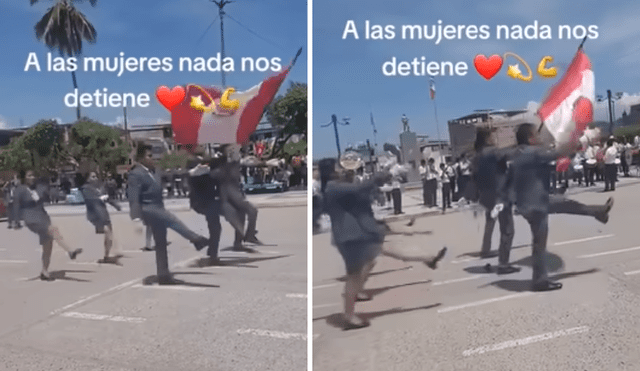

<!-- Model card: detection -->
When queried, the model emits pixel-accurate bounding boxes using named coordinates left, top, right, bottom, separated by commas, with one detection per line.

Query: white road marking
left=50, top=255, right=212, bottom=316
left=451, top=257, right=481, bottom=264
left=237, top=329, right=306, bottom=341
left=0, top=248, right=6, bottom=251
left=286, top=293, right=307, bottom=298
left=578, top=246, right=640, bottom=259
left=69, top=262, right=121, bottom=267
left=0, top=260, right=28, bottom=264
left=313, top=303, right=341, bottom=309
left=313, top=283, right=340, bottom=290
left=433, top=276, right=482, bottom=286
left=624, top=269, right=640, bottom=276
left=554, top=234, right=614, bottom=246
left=463, top=326, right=589, bottom=357
left=60, top=312, right=146, bottom=323
left=438, top=292, right=534, bottom=313
left=131, top=283, right=205, bottom=292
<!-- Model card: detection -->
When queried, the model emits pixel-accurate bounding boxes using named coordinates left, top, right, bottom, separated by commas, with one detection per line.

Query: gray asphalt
left=0, top=194, right=307, bottom=371
left=313, top=182, right=640, bottom=371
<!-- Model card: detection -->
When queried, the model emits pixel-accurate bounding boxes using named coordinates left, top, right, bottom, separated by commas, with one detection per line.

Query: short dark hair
left=135, top=142, right=153, bottom=161
left=607, top=138, right=614, bottom=147
left=516, top=123, right=535, bottom=145
left=474, top=127, right=493, bottom=151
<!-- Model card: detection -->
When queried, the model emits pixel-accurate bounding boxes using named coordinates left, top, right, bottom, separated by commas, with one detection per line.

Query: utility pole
left=321, top=114, right=349, bottom=159
left=124, top=107, right=132, bottom=165
left=211, top=0, right=233, bottom=88
left=607, top=89, right=614, bottom=136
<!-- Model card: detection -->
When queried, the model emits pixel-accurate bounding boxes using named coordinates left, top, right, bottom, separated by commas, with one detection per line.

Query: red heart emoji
left=474, top=55, right=503, bottom=80
left=156, top=86, right=186, bottom=112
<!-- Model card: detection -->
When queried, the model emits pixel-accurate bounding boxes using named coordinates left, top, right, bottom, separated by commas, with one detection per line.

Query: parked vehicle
left=65, top=188, right=85, bottom=204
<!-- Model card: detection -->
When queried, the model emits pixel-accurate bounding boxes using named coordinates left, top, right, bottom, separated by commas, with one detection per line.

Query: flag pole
left=430, top=76, right=444, bottom=163
left=538, top=36, right=589, bottom=133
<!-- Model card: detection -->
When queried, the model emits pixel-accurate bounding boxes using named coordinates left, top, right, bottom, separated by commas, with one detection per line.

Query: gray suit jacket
left=127, top=164, right=164, bottom=220
left=81, top=184, right=120, bottom=225
left=472, top=146, right=515, bottom=210
left=13, top=184, right=50, bottom=226
left=504, top=145, right=558, bottom=215
left=323, top=180, right=385, bottom=246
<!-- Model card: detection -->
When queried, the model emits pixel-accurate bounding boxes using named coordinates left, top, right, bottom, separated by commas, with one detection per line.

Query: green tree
left=157, top=150, right=190, bottom=171
left=266, top=82, right=307, bottom=158
left=0, top=119, right=69, bottom=174
left=67, top=118, right=130, bottom=178
left=32, top=0, right=98, bottom=120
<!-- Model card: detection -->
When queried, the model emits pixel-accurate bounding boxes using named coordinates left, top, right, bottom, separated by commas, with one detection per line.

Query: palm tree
left=31, top=0, right=98, bottom=120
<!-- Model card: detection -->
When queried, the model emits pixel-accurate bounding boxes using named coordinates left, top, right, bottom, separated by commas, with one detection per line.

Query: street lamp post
left=597, top=90, right=624, bottom=136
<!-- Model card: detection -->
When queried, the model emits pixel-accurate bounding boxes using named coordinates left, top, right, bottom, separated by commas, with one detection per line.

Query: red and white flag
left=537, top=49, right=594, bottom=145
left=171, top=67, right=290, bottom=146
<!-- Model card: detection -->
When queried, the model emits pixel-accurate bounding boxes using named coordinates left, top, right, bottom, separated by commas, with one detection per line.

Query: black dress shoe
left=425, top=246, right=447, bottom=269
left=532, top=281, right=562, bottom=291
left=193, top=237, right=209, bottom=251
left=69, top=248, right=83, bottom=260
left=141, top=246, right=155, bottom=252
left=497, top=265, right=521, bottom=275
left=343, top=316, right=370, bottom=331
left=40, top=273, right=54, bottom=281
left=157, top=276, right=184, bottom=285
left=480, top=251, right=499, bottom=259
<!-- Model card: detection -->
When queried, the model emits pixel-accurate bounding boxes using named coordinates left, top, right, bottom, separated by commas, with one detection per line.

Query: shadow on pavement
left=363, top=279, right=432, bottom=299
left=511, top=252, right=565, bottom=273
left=483, top=268, right=600, bottom=292
left=316, top=303, right=442, bottom=327
left=47, top=270, right=94, bottom=282
left=455, top=244, right=530, bottom=259
left=335, top=266, right=413, bottom=282
left=187, top=254, right=292, bottom=269
left=142, top=275, right=220, bottom=288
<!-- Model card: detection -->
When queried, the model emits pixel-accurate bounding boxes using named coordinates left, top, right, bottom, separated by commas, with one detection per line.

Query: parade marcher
left=13, top=170, right=83, bottom=281
left=498, top=124, right=613, bottom=291
left=584, top=143, right=597, bottom=186
left=604, top=138, right=618, bottom=192
left=3, top=175, right=19, bottom=229
left=324, top=166, right=446, bottom=330
left=209, top=152, right=262, bottom=245
left=445, top=159, right=457, bottom=202
left=468, top=128, right=518, bottom=273
left=419, top=159, right=429, bottom=206
left=426, top=158, right=438, bottom=208
left=80, top=171, right=123, bottom=264
left=457, top=155, right=472, bottom=197
left=128, top=144, right=209, bottom=284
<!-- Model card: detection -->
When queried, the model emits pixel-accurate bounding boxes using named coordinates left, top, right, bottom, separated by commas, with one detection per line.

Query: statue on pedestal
left=401, top=114, right=410, bottom=132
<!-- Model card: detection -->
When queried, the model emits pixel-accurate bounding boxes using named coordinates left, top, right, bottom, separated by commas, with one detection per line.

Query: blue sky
left=313, top=0, right=640, bottom=158
left=0, top=0, right=306, bottom=129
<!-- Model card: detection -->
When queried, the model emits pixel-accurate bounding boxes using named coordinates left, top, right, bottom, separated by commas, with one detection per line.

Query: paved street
left=0, top=192, right=307, bottom=371
left=313, top=180, right=640, bottom=371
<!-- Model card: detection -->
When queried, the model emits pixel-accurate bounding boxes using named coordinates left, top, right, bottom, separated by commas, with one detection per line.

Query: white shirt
left=419, top=165, right=427, bottom=179
left=604, top=146, right=617, bottom=164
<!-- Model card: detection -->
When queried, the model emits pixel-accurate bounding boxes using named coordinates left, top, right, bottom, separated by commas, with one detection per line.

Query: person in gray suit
left=470, top=128, right=519, bottom=274
left=128, top=144, right=209, bottom=284
left=501, top=124, right=613, bottom=291
left=13, top=170, right=83, bottom=281
left=80, top=171, right=123, bottom=264
left=324, top=168, right=446, bottom=330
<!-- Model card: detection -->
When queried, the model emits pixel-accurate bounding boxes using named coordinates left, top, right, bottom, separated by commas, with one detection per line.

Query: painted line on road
left=578, top=246, right=640, bottom=259
left=50, top=255, right=199, bottom=316
left=463, top=326, right=589, bottom=357
left=68, top=261, right=121, bottom=267
left=0, top=260, right=28, bottom=264
left=0, top=248, right=6, bottom=252
left=131, top=283, right=206, bottom=292
left=438, top=292, right=534, bottom=314
left=313, top=303, right=341, bottom=309
left=313, top=283, right=340, bottom=290
left=237, top=329, right=307, bottom=341
left=60, top=312, right=146, bottom=324
left=554, top=234, right=614, bottom=246
left=286, top=293, right=307, bottom=298
left=451, top=257, right=481, bottom=264
left=433, top=276, right=482, bottom=286
left=624, top=269, right=640, bottom=276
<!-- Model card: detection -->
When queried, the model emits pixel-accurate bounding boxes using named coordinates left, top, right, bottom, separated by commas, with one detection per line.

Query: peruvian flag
left=171, top=49, right=301, bottom=146
left=537, top=49, right=595, bottom=145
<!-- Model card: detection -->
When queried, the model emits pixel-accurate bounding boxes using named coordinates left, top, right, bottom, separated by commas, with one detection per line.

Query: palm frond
left=34, top=1, right=97, bottom=56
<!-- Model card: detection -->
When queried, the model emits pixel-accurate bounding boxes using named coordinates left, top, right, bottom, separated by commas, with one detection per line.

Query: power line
left=194, top=16, right=219, bottom=48
left=225, top=12, right=286, bottom=51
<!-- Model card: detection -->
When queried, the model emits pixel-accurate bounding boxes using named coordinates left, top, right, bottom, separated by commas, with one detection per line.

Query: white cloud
left=0, top=115, right=8, bottom=129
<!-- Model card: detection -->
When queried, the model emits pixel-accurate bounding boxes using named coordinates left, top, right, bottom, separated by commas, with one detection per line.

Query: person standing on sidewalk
left=604, top=138, right=618, bottom=192
left=13, top=170, right=83, bottom=281
left=419, top=159, right=429, bottom=206
left=3, top=175, right=19, bottom=229
left=439, top=163, right=451, bottom=212
left=426, top=158, right=438, bottom=208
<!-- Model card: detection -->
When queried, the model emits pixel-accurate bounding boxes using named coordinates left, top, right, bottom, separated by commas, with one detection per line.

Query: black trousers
left=480, top=205, right=515, bottom=266
left=441, top=183, right=451, bottom=210
left=391, top=188, right=402, bottom=214
left=604, top=164, right=616, bottom=191
left=422, top=179, right=429, bottom=206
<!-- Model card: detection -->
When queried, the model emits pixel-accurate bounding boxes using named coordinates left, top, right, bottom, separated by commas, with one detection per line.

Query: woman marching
left=80, top=171, right=123, bottom=264
left=13, top=170, right=83, bottom=281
